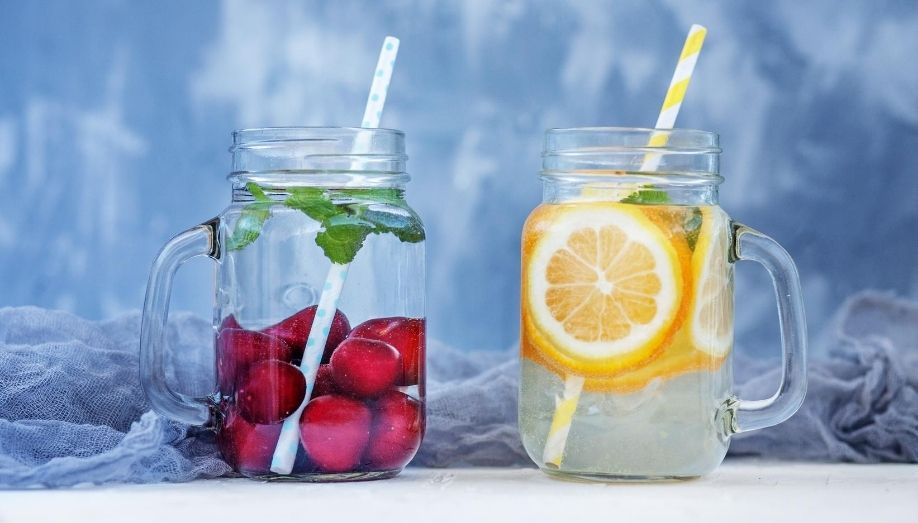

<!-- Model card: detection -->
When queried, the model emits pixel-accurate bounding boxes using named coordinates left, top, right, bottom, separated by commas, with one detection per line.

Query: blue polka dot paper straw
left=361, top=36, right=399, bottom=129
left=271, top=36, right=400, bottom=475
left=271, top=263, right=350, bottom=473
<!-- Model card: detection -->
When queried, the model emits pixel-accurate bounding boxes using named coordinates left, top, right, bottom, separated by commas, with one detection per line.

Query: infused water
left=519, top=202, right=734, bottom=479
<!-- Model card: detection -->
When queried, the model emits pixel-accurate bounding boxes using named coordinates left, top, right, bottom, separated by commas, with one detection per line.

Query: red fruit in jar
left=218, top=406, right=283, bottom=474
left=348, top=317, right=425, bottom=386
left=330, top=338, right=401, bottom=398
left=217, top=329, right=292, bottom=392
left=236, top=360, right=306, bottom=424
left=312, top=364, right=338, bottom=398
left=300, top=394, right=372, bottom=473
left=220, top=314, right=242, bottom=330
left=262, top=306, right=351, bottom=363
left=365, top=391, right=423, bottom=470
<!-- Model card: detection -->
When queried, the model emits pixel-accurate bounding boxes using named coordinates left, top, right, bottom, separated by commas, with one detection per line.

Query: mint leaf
left=621, top=187, right=670, bottom=204
left=227, top=183, right=273, bottom=251
left=337, top=188, right=403, bottom=206
left=247, top=182, right=269, bottom=201
left=284, top=187, right=426, bottom=263
left=361, top=207, right=426, bottom=243
left=315, top=214, right=373, bottom=264
left=619, top=186, right=703, bottom=251
left=342, top=189, right=425, bottom=242
left=684, top=207, right=703, bottom=251
left=286, top=188, right=340, bottom=223
left=285, top=189, right=368, bottom=263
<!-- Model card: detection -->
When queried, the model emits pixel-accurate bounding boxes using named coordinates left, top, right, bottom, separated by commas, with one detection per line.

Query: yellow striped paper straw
left=541, top=24, right=707, bottom=469
left=641, top=24, right=707, bottom=170
left=541, top=375, right=584, bottom=468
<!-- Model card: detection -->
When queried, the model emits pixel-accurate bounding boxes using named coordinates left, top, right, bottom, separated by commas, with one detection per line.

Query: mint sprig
left=226, top=183, right=273, bottom=251
left=683, top=208, right=703, bottom=250
left=227, top=185, right=425, bottom=261
left=284, top=187, right=425, bottom=264
left=619, top=185, right=703, bottom=250
left=621, top=187, right=670, bottom=204
left=313, top=215, right=374, bottom=265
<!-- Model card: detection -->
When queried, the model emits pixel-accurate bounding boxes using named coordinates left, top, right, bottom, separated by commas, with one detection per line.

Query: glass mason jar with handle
left=519, top=127, right=806, bottom=480
left=141, top=127, right=426, bottom=481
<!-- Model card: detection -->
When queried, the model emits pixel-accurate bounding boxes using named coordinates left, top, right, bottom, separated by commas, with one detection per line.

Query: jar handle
left=139, top=218, right=220, bottom=426
left=728, top=222, right=807, bottom=434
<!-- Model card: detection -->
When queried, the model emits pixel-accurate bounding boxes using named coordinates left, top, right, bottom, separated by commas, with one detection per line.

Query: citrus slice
left=688, top=207, right=733, bottom=356
left=523, top=203, right=683, bottom=376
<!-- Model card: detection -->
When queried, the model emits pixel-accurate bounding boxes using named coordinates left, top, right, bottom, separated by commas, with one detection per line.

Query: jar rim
left=545, top=127, right=720, bottom=153
left=231, top=126, right=405, bottom=152
left=542, top=126, right=721, bottom=179
left=228, top=127, right=408, bottom=185
left=547, top=126, right=717, bottom=136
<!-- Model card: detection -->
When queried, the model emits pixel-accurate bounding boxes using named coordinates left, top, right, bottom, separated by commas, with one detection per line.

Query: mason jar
left=141, top=127, right=426, bottom=481
left=519, top=127, right=806, bottom=480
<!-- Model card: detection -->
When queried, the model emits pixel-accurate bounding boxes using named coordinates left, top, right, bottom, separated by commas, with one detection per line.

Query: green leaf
left=315, top=217, right=373, bottom=264
left=234, top=184, right=424, bottom=263
left=226, top=183, right=273, bottom=251
left=683, top=207, right=703, bottom=251
left=247, top=182, right=270, bottom=201
left=286, top=188, right=340, bottom=223
left=337, top=188, right=404, bottom=206
left=285, top=189, right=370, bottom=263
left=619, top=185, right=702, bottom=250
left=389, top=220, right=426, bottom=243
left=361, top=207, right=426, bottom=243
left=621, top=187, right=670, bottom=205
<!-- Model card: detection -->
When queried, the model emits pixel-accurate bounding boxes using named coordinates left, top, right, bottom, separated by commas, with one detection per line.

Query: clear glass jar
left=519, top=128, right=806, bottom=480
left=141, top=128, right=426, bottom=481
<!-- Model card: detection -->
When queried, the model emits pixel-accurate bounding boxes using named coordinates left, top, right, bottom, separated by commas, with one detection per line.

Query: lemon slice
left=688, top=207, right=733, bottom=356
left=523, top=203, right=683, bottom=376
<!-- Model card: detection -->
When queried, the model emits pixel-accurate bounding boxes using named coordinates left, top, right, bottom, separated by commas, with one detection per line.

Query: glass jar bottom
left=540, top=466, right=699, bottom=483
left=242, top=468, right=402, bottom=482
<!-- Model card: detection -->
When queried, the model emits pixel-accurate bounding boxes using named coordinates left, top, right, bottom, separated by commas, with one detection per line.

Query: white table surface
left=1, top=462, right=916, bottom=523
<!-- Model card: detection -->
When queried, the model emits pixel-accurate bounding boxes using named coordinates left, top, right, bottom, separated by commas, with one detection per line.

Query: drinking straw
left=541, top=25, right=707, bottom=469
left=270, top=36, right=401, bottom=474
left=640, top=24, right=707, bottom=171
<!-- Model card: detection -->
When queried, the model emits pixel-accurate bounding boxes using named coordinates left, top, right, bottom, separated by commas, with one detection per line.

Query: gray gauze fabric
left=727, top=292, right=918, bottom=462
left=1, top=292, right=916, bottom=486
left=0, top=308, right=229, bottom=486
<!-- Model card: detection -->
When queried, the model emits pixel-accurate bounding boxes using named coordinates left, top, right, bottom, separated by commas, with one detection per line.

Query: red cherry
left=236, top=360, right=306, bottom=424
left=312, top=364, right=338, bottom=398
left=217, top=329, right=292, bottom=393
left=349, top=317, right=425, bottom=386
left=262, top=306, right=351, bottom=363
left=365, top=391, right=423, bottom=470
left=300, top=394, right=371, bottom=473
left=218, top=406, right=282, bottom=474
left=220, top=314, right=242, bottom=330
left=330, top=338, right=401, bottom=398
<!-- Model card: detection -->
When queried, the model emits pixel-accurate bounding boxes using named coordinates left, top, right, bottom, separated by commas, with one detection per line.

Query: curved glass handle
left=140, top=218, right=220, bottom=426
left=729, top=222, right=807, bottom=434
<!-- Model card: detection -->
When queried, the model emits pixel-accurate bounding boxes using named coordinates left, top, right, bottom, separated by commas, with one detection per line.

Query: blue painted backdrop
left=1, top=0, right=916, bottom=355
